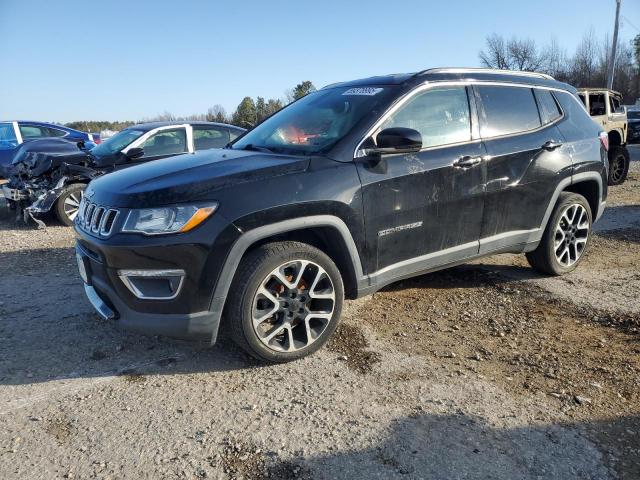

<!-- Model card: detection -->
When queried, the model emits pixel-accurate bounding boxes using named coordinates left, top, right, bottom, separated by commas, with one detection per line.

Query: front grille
left=77, top=198, right=120, bottom=237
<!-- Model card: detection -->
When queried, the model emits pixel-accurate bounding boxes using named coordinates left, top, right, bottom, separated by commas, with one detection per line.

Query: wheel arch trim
left=536, top=171, right=603, bottom=243
left=207, top=215, right=364, bottom=343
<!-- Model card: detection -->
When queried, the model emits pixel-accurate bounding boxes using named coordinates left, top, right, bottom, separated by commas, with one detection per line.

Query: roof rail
left=417, top=67, right=555, bottom=81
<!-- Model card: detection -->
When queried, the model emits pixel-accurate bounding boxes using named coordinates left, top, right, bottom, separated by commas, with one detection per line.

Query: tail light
left=599, top=131, right=609, bottom=152
left=93, top=134, right=101, bottom=144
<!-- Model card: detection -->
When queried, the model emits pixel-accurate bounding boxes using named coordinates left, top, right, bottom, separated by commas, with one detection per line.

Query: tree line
left=65, top=80, right=316, bottom=133
left=479, top=31, right=640, bottom=103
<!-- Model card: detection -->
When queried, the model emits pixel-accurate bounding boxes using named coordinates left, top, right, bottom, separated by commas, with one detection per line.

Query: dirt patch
left=218, top=439, right=269, bottom=479
left=327, top=323, right=381, bottom=374
left=44, top=417, right=74, bottom=445
left=363, top=266, right=640, bottom=479
left=608, top=170, right=640, bottom=205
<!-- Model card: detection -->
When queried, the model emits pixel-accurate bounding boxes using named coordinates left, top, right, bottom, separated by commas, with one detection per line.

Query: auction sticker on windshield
left=342, top=87, right=383, bottom=96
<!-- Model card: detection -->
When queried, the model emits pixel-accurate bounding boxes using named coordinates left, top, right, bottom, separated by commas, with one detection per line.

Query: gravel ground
left=0, top=147, right=638, bottom=479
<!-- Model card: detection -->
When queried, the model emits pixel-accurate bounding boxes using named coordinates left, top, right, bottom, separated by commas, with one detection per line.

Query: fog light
left=118, top=269, right=185, bottom=300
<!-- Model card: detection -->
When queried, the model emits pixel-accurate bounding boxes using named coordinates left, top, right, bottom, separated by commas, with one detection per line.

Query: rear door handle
left=542, top=140, right=563, bottom=151
left=453, top=155, right=482, bottom=168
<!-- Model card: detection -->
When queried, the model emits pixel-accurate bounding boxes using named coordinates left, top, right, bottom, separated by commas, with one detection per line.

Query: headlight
left=122, top=203, right=218, bottom=235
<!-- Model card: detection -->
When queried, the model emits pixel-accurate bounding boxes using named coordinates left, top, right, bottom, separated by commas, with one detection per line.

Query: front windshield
left=628, top=111, right=640, bottom=120
left=232, top=86, right=397, bottom=155
left=91, top=128, right=144, bottom=156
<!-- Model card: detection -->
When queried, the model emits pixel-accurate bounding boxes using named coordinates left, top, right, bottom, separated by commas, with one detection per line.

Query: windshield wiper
left=238, top=144, right=275, bottom=154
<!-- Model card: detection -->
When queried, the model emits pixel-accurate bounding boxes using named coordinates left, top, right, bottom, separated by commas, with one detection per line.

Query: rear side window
left=477, top=86, right=541, bottom=137
left=193, top=126, right=229, bottom=150
left=534, top=89, right=562, bottom=125
left=229, top=129, right=243, bottom=141
left=588, top=94, right=606, bottom=116
left=381, top=86, right=471, bottom=148
left=19, top=125, right=49, bottom=139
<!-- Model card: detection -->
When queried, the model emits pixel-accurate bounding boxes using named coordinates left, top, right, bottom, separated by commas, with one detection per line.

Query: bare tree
left=507, top=37, right=545, bottom=71
left=206, top=104, right=228, bottom=123
left=480, top=34, right=545, bottom=71
left=541, top=37, right=569, bottom=80
left=571, top=28, right=599, bottom=86
left=479, top=34, right=510, bottom=69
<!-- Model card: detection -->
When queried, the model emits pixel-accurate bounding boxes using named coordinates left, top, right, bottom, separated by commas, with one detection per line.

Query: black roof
left=325, top=68, right=576, bottom=93
left=128, top=121, right=245, bottom=132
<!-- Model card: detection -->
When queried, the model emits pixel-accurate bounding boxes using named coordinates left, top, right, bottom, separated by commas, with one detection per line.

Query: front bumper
left=75, top=214, right=241, bottom=342
left=2, top=185, right=29, bottom=202
left=82, top=281, right=219, bottom=340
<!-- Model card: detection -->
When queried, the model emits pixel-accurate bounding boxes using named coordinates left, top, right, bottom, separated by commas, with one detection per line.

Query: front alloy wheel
left=252, top=260, right=335, bottom=352
left=226, top=241, right=344, bottom=362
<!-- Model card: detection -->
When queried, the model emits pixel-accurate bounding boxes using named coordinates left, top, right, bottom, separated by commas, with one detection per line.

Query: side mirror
left=126, top=147, right=144, bottom=160
left=368, top=127, right=422, bottom=155
left=615, top=106, right=626, bottom=114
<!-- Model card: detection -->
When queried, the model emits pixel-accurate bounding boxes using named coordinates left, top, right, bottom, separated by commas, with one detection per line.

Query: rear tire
left=526, top=192, right=592, bottom=275
left=224, top=241, right=344, bottom=363
left=607, top=146, right=629, bottom=186
left=55, top=183, right=86, bottom=226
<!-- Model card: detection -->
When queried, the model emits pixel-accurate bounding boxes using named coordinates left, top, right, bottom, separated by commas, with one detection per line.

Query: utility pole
left=607, top=0, right=621, bottom=89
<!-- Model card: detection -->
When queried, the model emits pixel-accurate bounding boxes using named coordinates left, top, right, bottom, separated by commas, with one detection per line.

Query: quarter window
left=229, top=129, right=243, bottom=142
left=142, top=128, right=187, bottom=156
left=380, top=86, right=471, bottom=148
left=534, top=89, right=562, bottom=125
left=193, top=126, right=229, bottom=150
left=46, top=127, right=67, bottom=137
left=477, top=86, right=541, bottom=137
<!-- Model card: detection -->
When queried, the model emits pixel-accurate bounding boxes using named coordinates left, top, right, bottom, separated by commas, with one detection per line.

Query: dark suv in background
left=74, top=68, right=608, bottom=362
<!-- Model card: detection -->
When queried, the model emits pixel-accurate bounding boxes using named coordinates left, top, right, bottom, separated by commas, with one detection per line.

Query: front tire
left=225, top=241, right=344, bottom=362
left=55, top=183, right=86, bottom=226
left=526, top=192, right=592, bottom=275
left=607, top=146, right=630, bottom=186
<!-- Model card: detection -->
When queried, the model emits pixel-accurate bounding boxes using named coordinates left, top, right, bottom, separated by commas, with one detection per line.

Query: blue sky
left=1, top=0, right=638, bottom=123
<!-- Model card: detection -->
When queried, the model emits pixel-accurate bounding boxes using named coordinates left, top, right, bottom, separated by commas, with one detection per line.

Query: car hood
left=10, top=138, right=91, bottom=179
left=88, top=148, right=310, bottom=208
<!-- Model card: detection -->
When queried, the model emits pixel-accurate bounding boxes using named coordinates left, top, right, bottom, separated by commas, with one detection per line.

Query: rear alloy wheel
left=552, top=203, right=589, bottom=268
left=526, top=192, right=592, bottom=275
left=226, top=241, right=344, bottom=362
left=607, top=146, right=630, bottom=186
left=55, top=184, right=86, bottom=226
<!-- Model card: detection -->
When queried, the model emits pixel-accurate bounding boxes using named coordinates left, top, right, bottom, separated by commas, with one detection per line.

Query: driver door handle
left=453, top=155, right=482, bottom=168
left=542, top=140, right=563, bottom=151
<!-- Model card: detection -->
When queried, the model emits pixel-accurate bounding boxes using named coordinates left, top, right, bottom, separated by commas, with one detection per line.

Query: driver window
left=589, top=94, right=606, bottom=116
left=380, top=87, right=471, bottom=149
left=142, top=128, right=187, bottom=157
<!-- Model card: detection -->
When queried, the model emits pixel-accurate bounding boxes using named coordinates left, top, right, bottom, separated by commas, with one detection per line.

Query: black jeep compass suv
left=75, top=68, right=608, bottom=362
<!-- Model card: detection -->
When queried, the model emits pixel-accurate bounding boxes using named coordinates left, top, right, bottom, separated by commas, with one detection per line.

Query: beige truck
left=577, top=88, right=630, bottom=185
